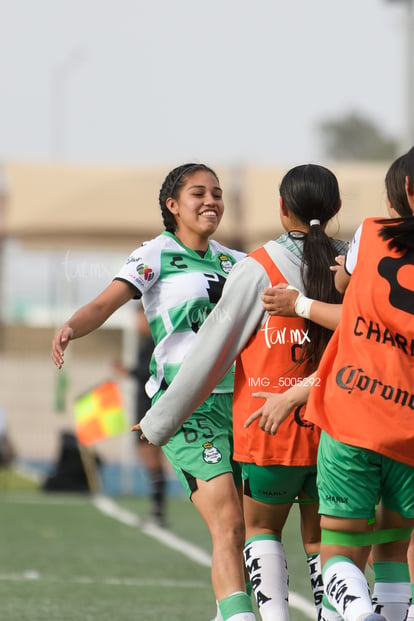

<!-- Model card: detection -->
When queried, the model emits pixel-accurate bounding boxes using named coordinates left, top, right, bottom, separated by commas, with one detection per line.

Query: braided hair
left=159, top=163, right=219, bottom=233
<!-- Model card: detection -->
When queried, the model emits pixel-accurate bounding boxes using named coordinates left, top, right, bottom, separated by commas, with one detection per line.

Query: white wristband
left=294, top=291, right=313, bottom=319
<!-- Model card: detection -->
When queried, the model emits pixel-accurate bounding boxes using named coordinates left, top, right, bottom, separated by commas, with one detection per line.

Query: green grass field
left=1, top=475, right=318, bottom=621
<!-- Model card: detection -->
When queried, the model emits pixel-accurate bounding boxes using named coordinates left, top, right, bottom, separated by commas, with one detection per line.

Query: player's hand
left=244, top=391, right=292, bottom=435
left=330, top=254, right=345, bottom=273
left=262, top=283, right=298, bottom=316
left=131, top=423, right=151, bottom=443
left=51, top=325, right=74, bottom=369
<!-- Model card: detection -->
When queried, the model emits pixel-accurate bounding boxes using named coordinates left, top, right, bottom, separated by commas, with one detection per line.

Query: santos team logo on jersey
left=219, top=255, right=234, bottom=274
left=202, top=442, right=222, bottom=464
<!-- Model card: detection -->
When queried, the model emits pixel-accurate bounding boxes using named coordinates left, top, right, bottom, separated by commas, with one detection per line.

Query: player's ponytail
left=280, top=164, right=343, bottom=373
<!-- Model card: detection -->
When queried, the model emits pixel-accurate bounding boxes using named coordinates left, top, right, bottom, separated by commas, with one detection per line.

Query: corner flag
left=73, top=380, right=128, bottom=446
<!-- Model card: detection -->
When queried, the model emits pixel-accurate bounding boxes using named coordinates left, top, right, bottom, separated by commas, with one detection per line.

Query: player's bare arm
left=332, top=254, right=350, bottom=294
left=263, top=282, right=342, bottom=331
left=51, top=280, right=135, bottom=368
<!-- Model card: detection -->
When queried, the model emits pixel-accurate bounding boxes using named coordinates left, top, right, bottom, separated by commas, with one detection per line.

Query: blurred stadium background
left=0, top=158, right=392, bottom=486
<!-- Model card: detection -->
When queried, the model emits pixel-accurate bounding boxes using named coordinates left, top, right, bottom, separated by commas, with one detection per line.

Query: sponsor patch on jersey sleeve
left=124, top=255, right=155, bottom=288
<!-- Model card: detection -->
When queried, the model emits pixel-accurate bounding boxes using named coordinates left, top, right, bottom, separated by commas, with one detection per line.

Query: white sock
left=321, top=604, right=344, bottom=621
left=244, top=536, right=289, bottom=621
left=307, top=553, right=324, bottom=621
left=323, top=557, right=373, bottom=621
left=372, top=580, right=411, bottom=620
left=212, top=600, right=224, bottom=621
left=408, top=602, right=414, bottom=621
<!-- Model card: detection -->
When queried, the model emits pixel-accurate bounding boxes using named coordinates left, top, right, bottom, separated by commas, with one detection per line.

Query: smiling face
left=166, top=169, right=224, bottom=250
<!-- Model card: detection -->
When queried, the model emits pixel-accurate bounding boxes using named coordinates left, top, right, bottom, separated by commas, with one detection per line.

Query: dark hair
left=376, top=147, right=414, bottom=252
left=279, top=164, right=343, bottom=373
left=158, top=163, right=219, bottom=233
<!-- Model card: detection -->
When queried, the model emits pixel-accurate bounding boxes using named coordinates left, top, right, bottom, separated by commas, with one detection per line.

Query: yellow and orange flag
left=73, top=380, right=128, bottom=446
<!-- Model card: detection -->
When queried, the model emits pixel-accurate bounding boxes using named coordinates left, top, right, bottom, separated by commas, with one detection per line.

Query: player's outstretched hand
left=131, top=423, right=151, bottom=443
left=244, top=391, right=293, bottom=435
left=51, top=325, right=74, bottom=369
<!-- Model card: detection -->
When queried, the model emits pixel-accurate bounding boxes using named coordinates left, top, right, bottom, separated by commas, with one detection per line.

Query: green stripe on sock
left=322, top=555, right=354, bottom=577
left=219, top=592, right=254, bottom=619
left=245, top=533, right=281, bottom=546
left=373, top=561, right=410, bottom=583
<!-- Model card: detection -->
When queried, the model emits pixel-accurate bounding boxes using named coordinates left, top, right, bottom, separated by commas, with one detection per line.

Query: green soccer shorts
left=317, top=430, right=414, bottom=520
left=155, top=391, right=242, bottom=498
left=241, top=462, right=318, bottom=504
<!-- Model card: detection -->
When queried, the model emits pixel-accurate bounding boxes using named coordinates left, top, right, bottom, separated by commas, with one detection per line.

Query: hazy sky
left=0, top=0, right=410, bottom=168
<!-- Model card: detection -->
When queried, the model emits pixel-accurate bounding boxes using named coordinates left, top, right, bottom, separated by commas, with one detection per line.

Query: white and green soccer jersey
left=115, top=231, right=246, bottom=398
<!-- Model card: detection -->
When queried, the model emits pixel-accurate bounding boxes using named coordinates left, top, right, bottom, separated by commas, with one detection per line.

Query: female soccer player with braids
left=52, top=163, right=255, bottom=621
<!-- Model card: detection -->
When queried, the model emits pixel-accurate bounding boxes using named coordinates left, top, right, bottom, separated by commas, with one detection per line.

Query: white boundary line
left=1, top=493, right=316, bottom=618
left=0, top=571, right=208, bottom=590
left=92, top=494, right=316, bottom=619
left=93, top=494, right=212, bottom=567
